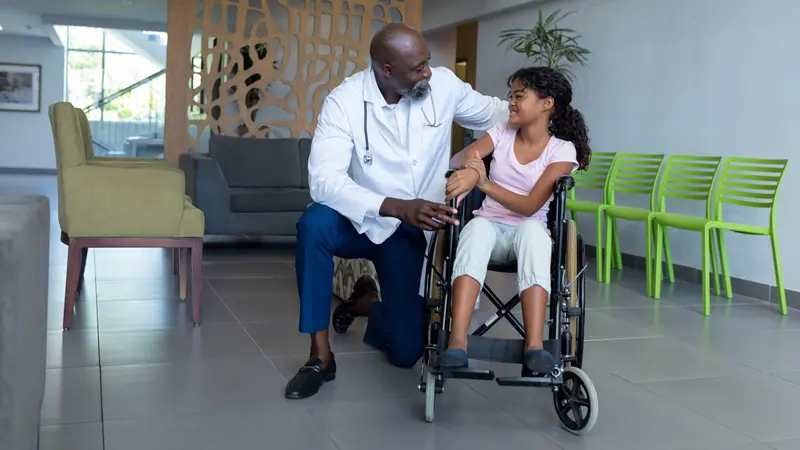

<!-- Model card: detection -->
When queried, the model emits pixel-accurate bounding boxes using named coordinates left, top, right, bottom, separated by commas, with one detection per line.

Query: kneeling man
left=285, top=23, right=507, bottom=400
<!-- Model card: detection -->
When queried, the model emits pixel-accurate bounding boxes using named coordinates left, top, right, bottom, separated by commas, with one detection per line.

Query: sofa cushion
left=209, top=134, right=302, bottom=188
left=229, top=188, right=312, bottom=213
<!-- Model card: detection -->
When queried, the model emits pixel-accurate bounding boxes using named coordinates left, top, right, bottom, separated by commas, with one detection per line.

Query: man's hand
left=380, top=198, right=459, bottom=231
left=445, top=168, right=479, bottom=206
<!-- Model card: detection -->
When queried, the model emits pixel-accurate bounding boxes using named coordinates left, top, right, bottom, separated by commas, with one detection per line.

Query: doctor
left=285, top=23, right=507, bottom=400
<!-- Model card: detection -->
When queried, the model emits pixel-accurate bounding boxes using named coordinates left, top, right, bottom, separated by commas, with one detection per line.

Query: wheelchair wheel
left=553, top=366, right=598, bottom=434
left=565, top=219, right=586, bottom=368
left=424, top=370, right=436, bottom=422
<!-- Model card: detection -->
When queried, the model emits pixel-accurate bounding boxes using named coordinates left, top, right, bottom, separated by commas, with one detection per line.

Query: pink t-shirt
left=472, top=121, right=579, bottom=228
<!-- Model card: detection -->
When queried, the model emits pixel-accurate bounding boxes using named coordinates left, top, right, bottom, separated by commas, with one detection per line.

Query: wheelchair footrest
left=496, top=376, right=554, bottom=387
left=440, top=367, right=495, bottom=381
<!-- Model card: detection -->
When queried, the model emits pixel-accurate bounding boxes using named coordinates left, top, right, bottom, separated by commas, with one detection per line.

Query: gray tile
left=46, top=330, right=99, bottom=368
left=674, top=329, right=800, bottom=373
left=767, top=438, right=800, bottom=450
left=40, top=367, right=102, bottom=426
left=509, top=372, right=755, bottom=450
left=96, top=295, right=236, bottom=331
left=309, top=397, right=562, bottom=450
left=101, top=357, right=286, bottom=421
left=640, top=371, right=800, bottom=442
left=582, top=336, right=752, bottom=383
left=221, top=291, right=301, bottom=323
left=96, top=278, right=180, bottom=301
left=244, top=317, right=373, bottom=357
left=38, top=422, right=104, bottom=450
left=772, top=370, right=800, bottom=386
left=48, top=303, right=97, bottom=331
left=103, top=405, right=339, bottom=450
left=99, top=322, right=264, bottom=366
left=210, top=276, right=299, bottom=301
left=203, top=260, right=296, bottom=279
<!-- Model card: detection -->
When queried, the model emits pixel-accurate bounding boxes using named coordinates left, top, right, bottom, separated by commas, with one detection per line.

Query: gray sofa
left=0, top=196, right=50, bottom=450
left=180, top=134, right=312, bottom=237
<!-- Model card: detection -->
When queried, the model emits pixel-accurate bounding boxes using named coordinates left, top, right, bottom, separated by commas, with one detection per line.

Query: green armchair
left=49, top=102, right=206, bottom=329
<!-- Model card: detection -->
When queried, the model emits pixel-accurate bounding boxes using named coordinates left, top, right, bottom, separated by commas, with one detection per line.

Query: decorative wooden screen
left=164, top=0, right=423, bottom=163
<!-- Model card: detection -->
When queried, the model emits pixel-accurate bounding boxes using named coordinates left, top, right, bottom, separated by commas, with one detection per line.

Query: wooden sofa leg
left=190, top=238, right=203, bottom=325
left=63, top=240, right=84, bottom=330
left=172, top=248, right=180, bottom=276
left=179, top=248, right=188, bottom=300
left=76, top=248, right=89, bottom=294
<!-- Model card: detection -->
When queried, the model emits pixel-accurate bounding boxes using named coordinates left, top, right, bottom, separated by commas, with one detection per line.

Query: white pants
left=451, top=217, right=552, bottom=301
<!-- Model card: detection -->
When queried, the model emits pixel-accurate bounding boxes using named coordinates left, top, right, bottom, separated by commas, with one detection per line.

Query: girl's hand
left=445, top=168, right=479, bottom=206
left=464, top=151, right=489, bottom=189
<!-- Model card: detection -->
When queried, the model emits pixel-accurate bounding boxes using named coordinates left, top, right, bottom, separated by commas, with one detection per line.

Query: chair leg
left=595, top=210, right=604, bottom=283
left=172, top=248, right=180, bottom=276
left=604, top=214, right=614, bottom=283
left=701, top=228, right=711, bottom=316
left=611, top=219, right=623, bottom=270
left=662, top=228, right=676, bottom=283
left=63, top=240, right=84, bottom=330
left=770, top=230, right=787, bottom=315
left=708, top=229, right=721, bottom=297
left=653, top=223, right=664, bottom=300
left=179, top=248, right=188, bottom=300
left=645, top=217, right=654, bottom=298
left=717, top=229, right=733, bottom=299
left=190, top=239, right=204, bottom=325
left=76, top=248, right=89, bottom=294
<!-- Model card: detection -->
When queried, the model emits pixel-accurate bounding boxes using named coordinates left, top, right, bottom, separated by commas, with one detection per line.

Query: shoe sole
left=284, top=373, right=336, bottom=400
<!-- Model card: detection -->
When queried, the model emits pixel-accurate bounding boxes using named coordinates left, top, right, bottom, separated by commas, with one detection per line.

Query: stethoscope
left=362, top=92, right=442, bottom=166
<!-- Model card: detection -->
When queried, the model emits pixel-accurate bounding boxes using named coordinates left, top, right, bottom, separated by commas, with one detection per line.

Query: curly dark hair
left=507, top=66, right=591, bottom=170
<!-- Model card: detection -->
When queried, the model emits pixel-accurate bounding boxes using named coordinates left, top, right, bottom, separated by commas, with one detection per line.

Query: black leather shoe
left=332, top=275, right=379, bottom=334
left=332, top=303, right=354, bottom=334
left=284, top=353, right=337, bottom=400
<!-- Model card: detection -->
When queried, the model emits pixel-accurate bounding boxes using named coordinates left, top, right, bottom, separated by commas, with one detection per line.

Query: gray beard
left=403, top=80, right=430, bottom=102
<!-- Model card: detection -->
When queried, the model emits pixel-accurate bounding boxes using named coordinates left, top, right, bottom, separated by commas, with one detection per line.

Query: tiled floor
left=5, top=174, right=800, bottom=450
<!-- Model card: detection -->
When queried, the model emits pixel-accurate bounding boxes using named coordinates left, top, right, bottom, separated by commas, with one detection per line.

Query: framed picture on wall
left=0, top=63, right=41, bottom=113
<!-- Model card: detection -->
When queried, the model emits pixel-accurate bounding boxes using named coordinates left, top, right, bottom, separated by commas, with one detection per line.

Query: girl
left=441, top=66, right=591, bottom=375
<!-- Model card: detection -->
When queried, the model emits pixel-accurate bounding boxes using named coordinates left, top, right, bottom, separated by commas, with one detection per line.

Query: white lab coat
left=308, top=65, right=508, bottom=295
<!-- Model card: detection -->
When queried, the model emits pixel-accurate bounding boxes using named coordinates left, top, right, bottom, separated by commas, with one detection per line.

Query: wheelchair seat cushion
left=487, top=260, right=518, bottom=274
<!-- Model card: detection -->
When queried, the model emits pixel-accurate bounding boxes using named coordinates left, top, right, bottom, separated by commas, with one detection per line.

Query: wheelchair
left=418, top=169, right=598, bottom=435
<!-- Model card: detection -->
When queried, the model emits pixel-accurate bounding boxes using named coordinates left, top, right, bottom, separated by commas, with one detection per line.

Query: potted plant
left=497, top=9, right=590, bottom=81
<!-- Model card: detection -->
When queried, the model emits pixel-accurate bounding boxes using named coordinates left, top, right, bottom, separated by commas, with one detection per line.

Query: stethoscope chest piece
left=363, top=152, right=373, bottom=165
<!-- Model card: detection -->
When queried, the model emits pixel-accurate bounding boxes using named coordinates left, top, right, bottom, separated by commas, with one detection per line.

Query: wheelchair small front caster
left=424, top=371, right=437, bottom=423
left=552, top=366, right=598, bottom=435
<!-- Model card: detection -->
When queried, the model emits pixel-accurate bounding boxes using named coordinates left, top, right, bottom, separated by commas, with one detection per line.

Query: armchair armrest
left=179, top=152, right=231, bottom=219
left=61, top=164, right=187, bottom=237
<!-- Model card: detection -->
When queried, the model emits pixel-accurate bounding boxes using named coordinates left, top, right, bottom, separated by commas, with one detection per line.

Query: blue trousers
left=295, top=203, right=427, bottom=368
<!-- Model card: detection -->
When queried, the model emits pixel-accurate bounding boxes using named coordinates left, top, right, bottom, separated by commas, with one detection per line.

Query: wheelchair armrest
left=554, top=175, right=575, bottom=195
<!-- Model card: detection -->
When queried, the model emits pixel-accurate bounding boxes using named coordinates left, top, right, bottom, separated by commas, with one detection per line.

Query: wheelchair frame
left=419, top=171, right=598, bottom=434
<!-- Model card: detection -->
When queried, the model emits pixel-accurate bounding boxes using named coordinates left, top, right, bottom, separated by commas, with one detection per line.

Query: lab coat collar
left=363, top=67, right=388, bottom=107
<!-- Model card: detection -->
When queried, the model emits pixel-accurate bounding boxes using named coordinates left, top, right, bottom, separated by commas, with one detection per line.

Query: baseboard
left=585, top=244, right=799, bottom=311
left=0, top=167, right=57, bottom=175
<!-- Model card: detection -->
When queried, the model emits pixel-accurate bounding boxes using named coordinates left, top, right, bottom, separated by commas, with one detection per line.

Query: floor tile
left=244, top=318, right=373, bottom=357
left=46, top=329, right=99, bottom=368
left=103, top=405, right=338, bottom=450
left=95, top=278, right=180, bottom=302
left=100, top=357, right=286, bottom=421
left=210, top=276, right=299, bottom=301
left=640, top=371, right=800, bottom=442
left=766, top=438, right=800, bottom=450
left=772, top=370, right=800, bottom=385
left=40, top=367, right=102, bottom=426
left=674, top=329, right=800, bottom=373
left=220, top=290, right=301, bottom=323
left=582, top=336, right=751, bottom=383
left=47, top=302, right=97, bottom=331
left=38, top=422, right=104, bottom=450
left=309, top=398, right=562, bottom=450
left=203, top=260, right=295, bottom=279
left=99, top=322, right=263, bottom=366
left=96, top=294, right=236, bottom=331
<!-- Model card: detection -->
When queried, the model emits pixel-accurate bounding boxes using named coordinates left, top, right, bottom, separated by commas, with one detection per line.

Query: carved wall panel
left=165, top=0, right=423, bottom=162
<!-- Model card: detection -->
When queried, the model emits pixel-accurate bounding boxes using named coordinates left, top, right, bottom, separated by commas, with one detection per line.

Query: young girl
left=441, top=66, right=591, bottom=375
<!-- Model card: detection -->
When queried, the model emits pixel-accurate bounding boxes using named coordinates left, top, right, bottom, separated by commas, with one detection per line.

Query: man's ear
left=381, top=64, right=392, bottom=78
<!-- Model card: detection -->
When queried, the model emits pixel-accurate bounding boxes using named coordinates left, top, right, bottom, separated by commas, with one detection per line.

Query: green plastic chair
left=565, top=151, right=620, bottom=281
left=652, top=157, right=789, bottom=316
left=597, top=153, right=665, bottom=286
left=644, top=155, right=723, bottom=299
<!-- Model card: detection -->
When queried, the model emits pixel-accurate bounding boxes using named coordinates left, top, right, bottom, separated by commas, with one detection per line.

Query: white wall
left=0, top=36, right=65, bottom=169
left=425, top=27, right=457, bottom=71
left=477, top=0, right=800, bottom=290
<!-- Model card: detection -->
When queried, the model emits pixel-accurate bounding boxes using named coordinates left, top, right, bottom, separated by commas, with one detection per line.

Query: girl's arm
left=450, top=133, right=494, bottom=168
left=481, top=162, right=575, bottom=217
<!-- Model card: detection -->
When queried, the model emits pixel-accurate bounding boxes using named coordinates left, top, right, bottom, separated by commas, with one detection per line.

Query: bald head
left=369, top=23, right=432, bottom=102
